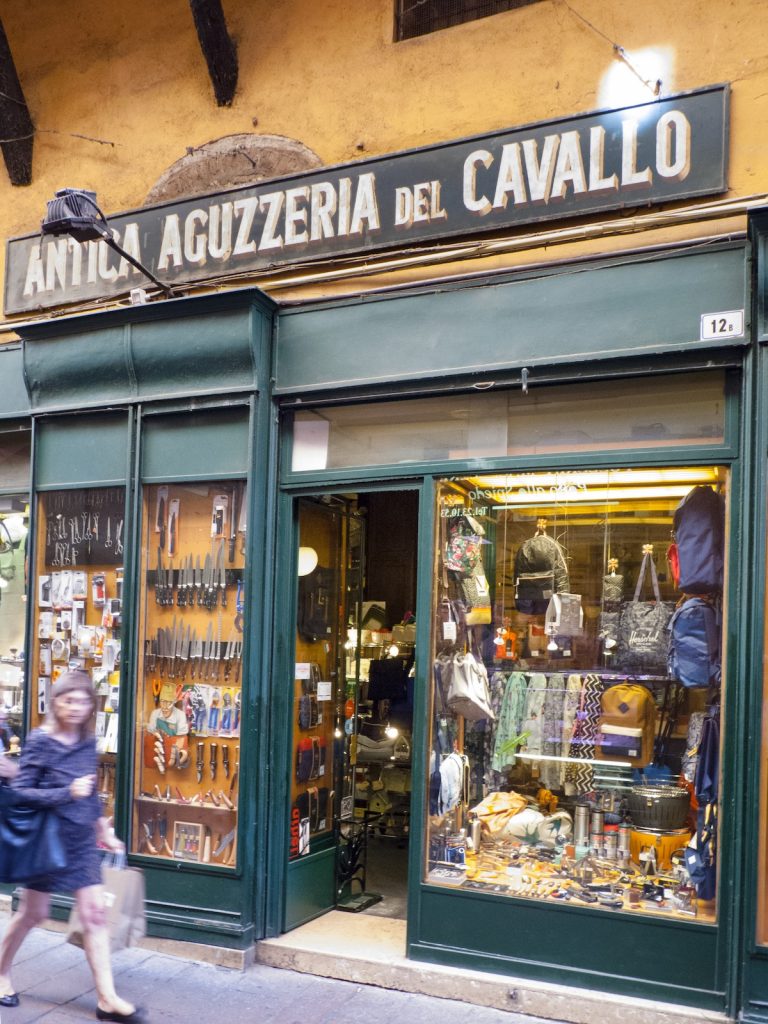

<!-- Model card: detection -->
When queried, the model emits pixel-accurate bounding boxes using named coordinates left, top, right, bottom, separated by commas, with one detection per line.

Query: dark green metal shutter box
left=274, top=245, right=748, bottom=393
left=141, top=409, right=250, bottom=481
left=35, top=414, right=130, bottom=488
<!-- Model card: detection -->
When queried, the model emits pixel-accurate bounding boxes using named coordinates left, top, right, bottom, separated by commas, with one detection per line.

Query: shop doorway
left=286, top=489, right=419, bottom=930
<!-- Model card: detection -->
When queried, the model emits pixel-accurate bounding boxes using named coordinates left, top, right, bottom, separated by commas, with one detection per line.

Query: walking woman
left=0, top=670, right=143, bottom=1022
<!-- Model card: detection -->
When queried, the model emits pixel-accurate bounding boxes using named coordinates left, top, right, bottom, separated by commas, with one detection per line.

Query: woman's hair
left=45, top=669, right=97, bottom=739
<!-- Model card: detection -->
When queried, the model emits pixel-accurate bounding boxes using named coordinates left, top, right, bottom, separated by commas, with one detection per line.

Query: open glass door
left=285, top=490, right=418, bottom=930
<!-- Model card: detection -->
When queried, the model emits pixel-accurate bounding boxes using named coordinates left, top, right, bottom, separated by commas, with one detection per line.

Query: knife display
left=140, top=483, right=246, bottom=867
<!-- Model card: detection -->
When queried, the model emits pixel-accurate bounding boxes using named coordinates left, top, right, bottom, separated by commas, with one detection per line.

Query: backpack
left=673, top=486, right=725, bottom=593
left=668, top=597, right=721, bottom=688
left=297, top=567, right=334, bottom=642
left=514, top=533, right=569, bottom=614
left=596, top=682, right=657, bottom=766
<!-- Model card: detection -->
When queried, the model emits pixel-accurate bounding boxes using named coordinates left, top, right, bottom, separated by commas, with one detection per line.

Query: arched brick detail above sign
left=144, top=133, right=323, bottom=205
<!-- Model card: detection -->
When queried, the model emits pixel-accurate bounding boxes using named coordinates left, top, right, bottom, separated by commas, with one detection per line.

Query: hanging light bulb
left=388, top=643, right=399, bottom=657
left=297, top=546, right=318, bottom=576
left=385, top=724, right=399, bottom=739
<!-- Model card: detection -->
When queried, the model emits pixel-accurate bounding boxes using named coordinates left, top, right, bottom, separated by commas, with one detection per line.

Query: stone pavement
left=0, top=922, right=561, bottom=1024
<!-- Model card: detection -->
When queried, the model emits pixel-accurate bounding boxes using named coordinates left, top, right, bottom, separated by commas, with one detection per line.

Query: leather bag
left=442, top=651, right=495, bottom=722
left=0, top=783, right=66, bottom=883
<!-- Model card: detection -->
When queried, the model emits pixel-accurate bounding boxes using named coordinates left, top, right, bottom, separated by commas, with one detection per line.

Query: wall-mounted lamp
left=41, top=188, right=173, bottom=298
left=297, top=546, right=319, bottom=577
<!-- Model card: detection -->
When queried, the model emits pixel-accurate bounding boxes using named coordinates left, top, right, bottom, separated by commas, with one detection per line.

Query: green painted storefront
left=4, top=229, right=768, bottom=1019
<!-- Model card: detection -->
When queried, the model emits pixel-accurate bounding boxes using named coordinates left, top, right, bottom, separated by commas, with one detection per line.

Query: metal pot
left=627, top=785, right=691, bottom=831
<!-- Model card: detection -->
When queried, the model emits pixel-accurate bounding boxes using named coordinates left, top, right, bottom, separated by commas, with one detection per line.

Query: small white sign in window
left=700, top=310, right=745, bottom=341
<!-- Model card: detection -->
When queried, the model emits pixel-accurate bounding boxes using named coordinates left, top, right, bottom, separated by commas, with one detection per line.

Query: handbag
left=461, top=572, right=492, bottom=625
left=616, top=551, right=675, bottom=674
left=0, top=783, right=66, bottom=883
left=68, top=854, right=146, bottom=952
left=442, top=651, right=495, bottom=722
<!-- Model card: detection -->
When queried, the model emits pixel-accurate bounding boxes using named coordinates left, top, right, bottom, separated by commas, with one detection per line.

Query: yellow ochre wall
left=1, top=0, right=767, bottom=315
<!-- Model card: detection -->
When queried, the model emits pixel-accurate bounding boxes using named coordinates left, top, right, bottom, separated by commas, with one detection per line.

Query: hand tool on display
left=158, top=815, right=173, bottom=857
left=216, top=542, right=227, bottom=607
left=180, top=625, right=191, bottom=679
left=154, top=548, right=163, bottom=605
left=205, top=790, right=221, bottom=807
left=177, top=554, right=187, bottom=607
left=218, top=790, right=234, bottom=810
left=228, top=485, right=240, bottom=563
left=223, top=637, right=234, bottom=680
left=212, top=828, right=236, bottom=860
left=222, top=744, right=230, bottom=778
left=194, top=555, right=203, bottom=606
left=173, top=618, right=184, bottom=679
left=153, top=784, right=164, bottom=799
left=229, top=747, right=239, bottom=799
left=189, top=793, right=201, bottom=805
left=153, top=737, right=166, bottom=774
left=184, top=628, right=197, bottom=680
left=196, top=742, right=205, bottom=784
left=141, top=820, right=158, bottom=855
left=214, top=611, right=224, bottom=679
left=157, top=494, right=166, bottom=550
left=234, top=639, right=243, bottom=683
left=152, top=678, right=162, bottom=707
left=234, top=578, right=244, bottom=632
left=175, top=786, right=189, bottom=803
left=209, top=743, right=218, bottom=781
left=202, top=622, right=214, bottom=679
left=202, top=552, right=213, bottom=609
left=168, top=507, right=177, bottom=557
left=164, top=784, right=172, bottom=801
left=157, top=627, right=168, bottom=677
left=191, top=629, right=203, bottom=679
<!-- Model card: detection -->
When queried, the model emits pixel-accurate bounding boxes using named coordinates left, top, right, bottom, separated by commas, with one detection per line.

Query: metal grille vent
left=395, top=0, right=541, bottom=41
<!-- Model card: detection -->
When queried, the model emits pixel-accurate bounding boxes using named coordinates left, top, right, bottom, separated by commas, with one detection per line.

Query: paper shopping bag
left=67, top=862, right=146, bottom=952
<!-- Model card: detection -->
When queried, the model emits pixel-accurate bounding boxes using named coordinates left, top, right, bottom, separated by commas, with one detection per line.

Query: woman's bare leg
left=0, top=888, right=50, bottom=995
left=76, top=884, right=135, bottom=1016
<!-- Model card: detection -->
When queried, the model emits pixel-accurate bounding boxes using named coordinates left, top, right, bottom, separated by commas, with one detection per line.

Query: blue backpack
left=673, top=486, right=725, bottom=594
left=668, top=597, right=721, bottom=688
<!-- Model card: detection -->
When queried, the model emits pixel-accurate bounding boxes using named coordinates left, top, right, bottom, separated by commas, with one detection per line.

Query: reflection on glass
left=291, top=372, right=725, bottom=471
left=0, top=496, right=29, bottom=745
left=131, top=481, right=246, bottom=868
left=32, top=488, right=125, bottom=820
left=427, top=466, right=726, bottom=924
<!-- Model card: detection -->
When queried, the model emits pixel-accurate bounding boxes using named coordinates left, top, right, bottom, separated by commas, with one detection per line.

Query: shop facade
left=2, top=85, right=768, bottom=1023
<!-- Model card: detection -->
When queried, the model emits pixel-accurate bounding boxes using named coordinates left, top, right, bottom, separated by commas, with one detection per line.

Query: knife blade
left=216, top=543, right=227, bottom=608
left=194, top=555, right=203, bottom=606
left=181, top=624, right=191, bottom=678
left=157, top=494, right=166, bottom=551
left=228, top=484, right=239, bottom=563
left=203, top=553, right=213, bottom=609
left=203, top=622, right=214, bottom=679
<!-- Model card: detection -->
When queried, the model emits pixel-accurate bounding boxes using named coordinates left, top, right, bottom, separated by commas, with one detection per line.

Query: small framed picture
left=172, top=821, right=206, bottom=861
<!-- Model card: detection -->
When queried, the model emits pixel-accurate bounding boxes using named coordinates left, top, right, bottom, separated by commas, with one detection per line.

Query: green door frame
left=266, top=478, right=426, bottom=936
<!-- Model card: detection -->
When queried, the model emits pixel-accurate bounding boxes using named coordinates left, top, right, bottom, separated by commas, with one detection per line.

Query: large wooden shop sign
left=5, top=85, right=728, bottom=314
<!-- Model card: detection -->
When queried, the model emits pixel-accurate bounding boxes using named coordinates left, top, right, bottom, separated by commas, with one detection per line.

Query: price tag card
left=317, top=680, right=332, bottom=702
left=295, top=663, right=311, bottom=679
left=443, top=621, right=457, bottom=642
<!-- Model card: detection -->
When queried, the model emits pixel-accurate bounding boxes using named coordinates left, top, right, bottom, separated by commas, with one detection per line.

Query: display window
left=31, top=487, right=125, bottom=819
left=427, top=466, right=726, bottom=923
left=291, top=371, right=725, bottom=472
left=131, top=481, right=246, bottom=867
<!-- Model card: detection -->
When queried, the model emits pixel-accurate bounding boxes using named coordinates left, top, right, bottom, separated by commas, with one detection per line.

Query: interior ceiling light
left=41, top=188, right=173, bottom=297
